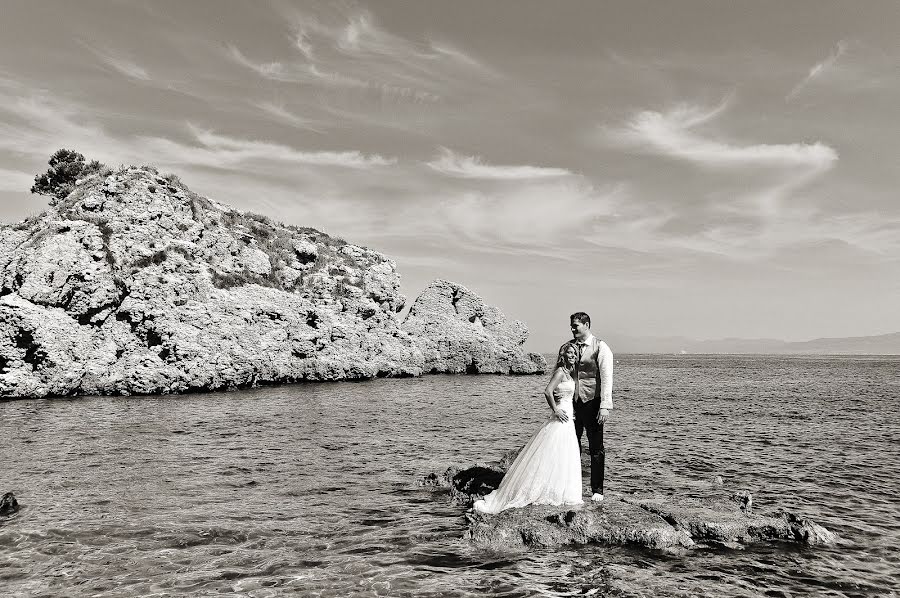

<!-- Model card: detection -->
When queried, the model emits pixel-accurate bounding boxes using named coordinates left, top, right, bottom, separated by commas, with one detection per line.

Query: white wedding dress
left=474, top=378, right=583, bottom=514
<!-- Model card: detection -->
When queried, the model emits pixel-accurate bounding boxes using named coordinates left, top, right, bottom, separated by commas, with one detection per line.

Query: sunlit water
left=1, top=355, right=898, bottom=597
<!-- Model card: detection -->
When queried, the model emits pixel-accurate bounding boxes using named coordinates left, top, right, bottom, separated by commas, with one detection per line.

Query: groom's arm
left=597, top=342, right=614, bottom=420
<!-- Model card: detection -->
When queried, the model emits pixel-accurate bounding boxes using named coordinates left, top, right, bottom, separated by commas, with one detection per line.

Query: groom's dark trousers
left=559, top=335, right=610, bottom=496
left=573, top=399, right=605, bottom=494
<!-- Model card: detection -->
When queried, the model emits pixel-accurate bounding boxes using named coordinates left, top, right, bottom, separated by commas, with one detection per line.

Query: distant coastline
left=541, top=332, right=900, bottom=355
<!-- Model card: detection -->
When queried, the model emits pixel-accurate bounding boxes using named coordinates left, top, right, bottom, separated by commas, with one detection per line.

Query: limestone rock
left=621, top=495, right=838, bottom=547
left=466, top=499, right=695, bottom=551
left=402, top=280, right=546, bottom=374
left=0, top=166, right=547, bottom=397
left=425, top=458, right=838, bottom=551
left=0, top=166, right=426, bottom=397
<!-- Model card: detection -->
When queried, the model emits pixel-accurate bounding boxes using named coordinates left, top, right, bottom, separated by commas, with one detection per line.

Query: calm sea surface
left=1, top=355, right=898, bottom=597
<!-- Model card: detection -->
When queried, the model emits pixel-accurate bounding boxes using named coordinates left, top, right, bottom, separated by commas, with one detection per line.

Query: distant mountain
left=606, top=332, right=900, bottom=355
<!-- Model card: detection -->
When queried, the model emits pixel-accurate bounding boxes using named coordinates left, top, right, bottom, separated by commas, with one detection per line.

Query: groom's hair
left=570, top=312, right=591, bottom=327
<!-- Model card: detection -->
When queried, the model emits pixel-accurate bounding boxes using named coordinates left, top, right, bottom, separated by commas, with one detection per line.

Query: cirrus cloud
left=426, top=146, right=572, bottom=180
left=184, top=126, right=397, bottom=169
left=787, top=40, right=849, bottom=101
left=614, top=100, right=838, bottom=169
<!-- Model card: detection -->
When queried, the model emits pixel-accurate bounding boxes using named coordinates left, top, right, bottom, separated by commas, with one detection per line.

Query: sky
left=1, top=0, right=899, bottom=351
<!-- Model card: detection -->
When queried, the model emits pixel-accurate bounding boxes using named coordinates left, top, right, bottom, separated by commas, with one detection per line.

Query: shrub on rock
left=30, top=149, right=105, bottom=204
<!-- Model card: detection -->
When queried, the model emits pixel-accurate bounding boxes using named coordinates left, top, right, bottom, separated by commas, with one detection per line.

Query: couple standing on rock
left=474, top=312, right=613, bottom=514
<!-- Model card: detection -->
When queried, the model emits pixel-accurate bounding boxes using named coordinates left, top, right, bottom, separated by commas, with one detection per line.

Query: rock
left=730, top=489, right=752, bottom=513
left=0, top=166, right=545, bottom=398
left=292, top=239, right=318, bottom=264
left=426, top=459, right=838, bottom=551
left=773, top=510, right=839, bottom=545
left=418, top=465, right=504, bottom=506
left=466, top=499, right=695, bottom=551
left=418, top=448, right=520, bottom=505
left=622, top=495, right=836, bottom=547
left=402, top=280, right=546, bottom=375
left=0, top=167, right=429, bottom=397
left=0, top=492, right=18, bottom=516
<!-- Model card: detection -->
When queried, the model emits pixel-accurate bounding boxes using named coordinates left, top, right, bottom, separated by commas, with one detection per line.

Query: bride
left=474, top=343, right=584, bottom=514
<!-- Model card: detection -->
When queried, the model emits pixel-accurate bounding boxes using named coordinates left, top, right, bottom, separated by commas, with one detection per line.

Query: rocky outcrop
left=402, top=280, right=546, bottom=374
left=466, top=499, right=694, bottom=550
left=423, top=459, right=837, bottom=551
left=0, top=166, right=428, bottom=397
left=420, top=448, right=521, bottom=505
left=464, top=494, right=837, bottom=551
left=0, top=166, right=545, bottom=398
left=0, top=492, right=18, bottom=516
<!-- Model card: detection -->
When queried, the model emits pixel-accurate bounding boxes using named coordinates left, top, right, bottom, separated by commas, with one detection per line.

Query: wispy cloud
left=0, top=82, right=396, bottom=174
left=615, top=98, right=838, bottom=168
left=0, top=84, right=103, bottom=159
left=327, top=12, right=493, bottom=74
left=254, top=101, right=325, bottom=133
left=182, top=126, right=397, bottom=169
left=341, top=177, right=633, bottom=257
left=337, top=14, right=372, bottom=53
left=227, top=45, right=287, bottom=80
left=294, top=28, right=314, bottom=60
left=226, top=42, right=441, bottom=102
left=426, top=147, right=572, bottom=180
left=428, top=42, right=494, bottom=75
left=230, top=5, right=496, bottom=108
left=1, top=64, right=893, bottom=270
left=672, top=206, right=900, bottom=259
left=602, top=97, right=864, bottom=258
left=787, top=40, right=849, bottom=101
left=81, top=42, right=152, bottom=81
left=428, top=181, right=622, bottom=246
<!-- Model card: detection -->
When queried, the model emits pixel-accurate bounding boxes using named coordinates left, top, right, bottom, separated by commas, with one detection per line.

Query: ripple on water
left=1, top=356, right=898, bottom=597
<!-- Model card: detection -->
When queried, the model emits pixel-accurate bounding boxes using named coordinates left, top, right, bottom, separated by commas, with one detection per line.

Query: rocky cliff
left=403, top=280, right=546, bottom=375
left=0, top=166, right=544, bottom=398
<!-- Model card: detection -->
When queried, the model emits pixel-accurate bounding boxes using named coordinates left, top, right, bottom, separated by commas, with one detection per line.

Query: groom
left=557, top=312, right=613, bottom=502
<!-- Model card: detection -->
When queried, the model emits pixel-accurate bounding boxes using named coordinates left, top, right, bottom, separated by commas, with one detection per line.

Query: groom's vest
left=557, top=337, right=604, bottom=403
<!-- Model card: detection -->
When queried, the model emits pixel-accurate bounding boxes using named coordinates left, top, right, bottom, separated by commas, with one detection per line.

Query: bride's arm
left=543, top=368, right=569, bottom=422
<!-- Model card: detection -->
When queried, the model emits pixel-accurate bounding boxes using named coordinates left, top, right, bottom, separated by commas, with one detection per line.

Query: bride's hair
left=559, top=342, right=579, bottom=375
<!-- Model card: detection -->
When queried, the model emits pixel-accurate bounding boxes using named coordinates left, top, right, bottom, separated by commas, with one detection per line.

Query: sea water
left=1, top=355, right=898, bottom=597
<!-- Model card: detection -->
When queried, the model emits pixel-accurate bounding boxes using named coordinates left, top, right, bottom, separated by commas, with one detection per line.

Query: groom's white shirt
left=577, top=333, right=614, bottom=411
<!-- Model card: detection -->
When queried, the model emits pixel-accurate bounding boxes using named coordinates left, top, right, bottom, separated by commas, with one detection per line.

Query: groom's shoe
left=590, top=493, right=604, bottom=502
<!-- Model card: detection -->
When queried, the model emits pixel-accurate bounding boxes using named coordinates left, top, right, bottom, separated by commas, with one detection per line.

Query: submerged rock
left=0, top=492, right=18, bottom=516
left=402, top=280, right=546, bottom=375
left=425, top=459, right=837, bottom=551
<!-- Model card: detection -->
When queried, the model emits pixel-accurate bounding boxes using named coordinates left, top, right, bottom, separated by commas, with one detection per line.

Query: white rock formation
left=0, top=167, right=421, bottom=397
left=0, top=166, right=544, bottom=398
left=402, top=280, right=546, bottom=374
